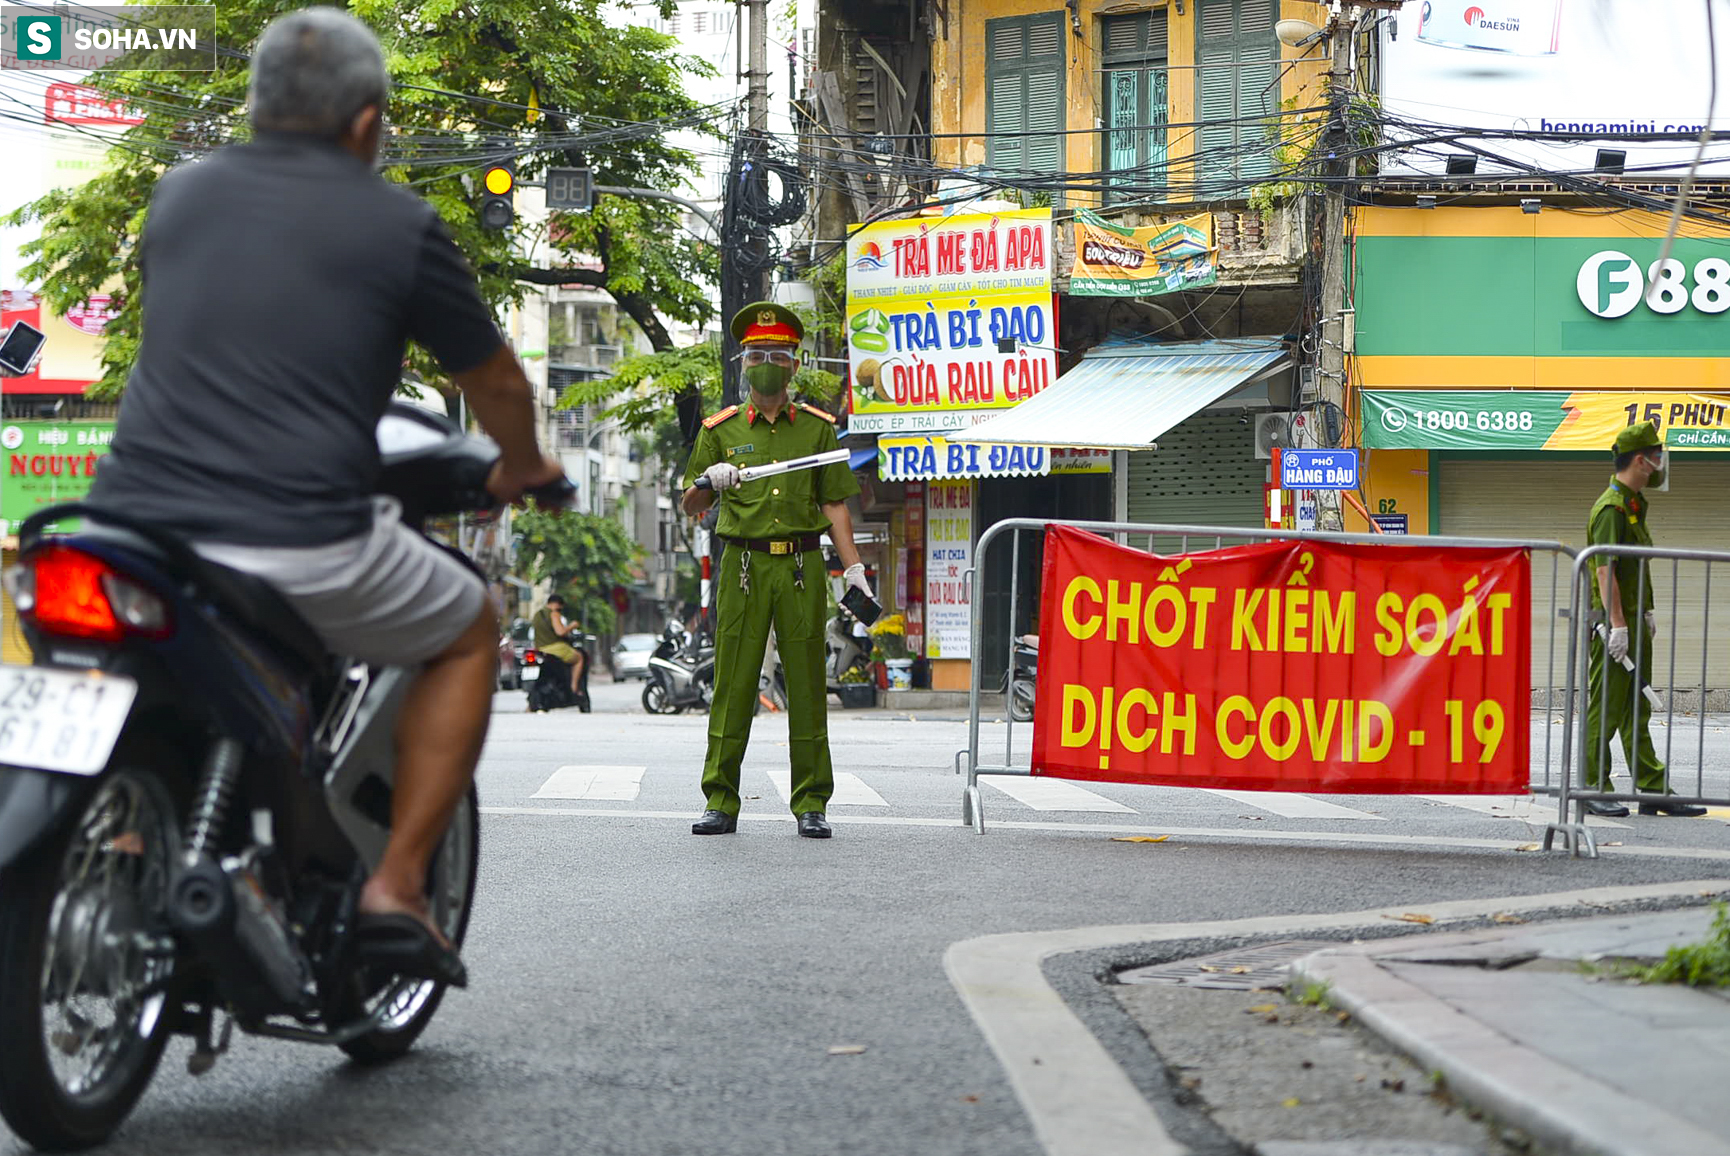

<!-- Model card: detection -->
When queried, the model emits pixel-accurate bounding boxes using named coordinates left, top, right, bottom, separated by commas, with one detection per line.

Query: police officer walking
left=1581, top=420, right=1704, bottom=818
left=681, top=302, right=871, bottom=838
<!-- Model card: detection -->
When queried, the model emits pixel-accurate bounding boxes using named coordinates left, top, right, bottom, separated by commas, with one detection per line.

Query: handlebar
left=521, top=474, right=578, bottom=510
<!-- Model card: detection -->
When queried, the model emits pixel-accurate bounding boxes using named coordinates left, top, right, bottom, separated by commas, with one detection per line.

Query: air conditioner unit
left=1253, top=413, right=1294, bottom=460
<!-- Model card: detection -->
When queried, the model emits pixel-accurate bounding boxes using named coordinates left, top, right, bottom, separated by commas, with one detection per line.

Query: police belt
left=721, top=533, right=822, bottom=556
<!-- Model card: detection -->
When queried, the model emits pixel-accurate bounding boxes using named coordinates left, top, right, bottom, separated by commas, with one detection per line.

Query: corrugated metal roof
left=949, top=339, right=1287, bottom=450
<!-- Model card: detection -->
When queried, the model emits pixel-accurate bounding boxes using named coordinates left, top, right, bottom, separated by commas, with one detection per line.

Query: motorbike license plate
left=520, top=665, right=539, bottom=682
left=0, top=668, right=138, bottom=776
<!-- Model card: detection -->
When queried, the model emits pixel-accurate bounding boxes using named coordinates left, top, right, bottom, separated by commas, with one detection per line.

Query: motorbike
left=524, top=636, right=593, bottom=714
left=1009, top=635, right=1038, bottom=723
left=642, top=621, right=714, bottom=715
left=0, top=403, right=572, bottom=1151
left=824, top=607, right=872, bottom=692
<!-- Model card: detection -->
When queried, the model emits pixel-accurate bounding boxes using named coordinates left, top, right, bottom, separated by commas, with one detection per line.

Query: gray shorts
left=194, top=497, right=488, bottom=667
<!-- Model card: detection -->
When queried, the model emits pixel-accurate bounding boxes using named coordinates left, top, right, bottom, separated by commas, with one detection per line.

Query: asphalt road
left=8, top=679, right=1727, bottom=1156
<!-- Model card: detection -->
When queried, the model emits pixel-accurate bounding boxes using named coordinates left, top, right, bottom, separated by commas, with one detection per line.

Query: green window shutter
left=1196, top=0, right=1280, bottom=190
left=1102, top=11, right=1168, bottom=202
left=986, top=13, right=1066, bottom=185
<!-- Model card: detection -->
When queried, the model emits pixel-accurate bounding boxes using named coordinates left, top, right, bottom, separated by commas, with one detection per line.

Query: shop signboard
left=845, top=209, right=1056, bottom=429
left=1049, top=448, right=1112, bottom=475
left=1031, top=525, right=1531, bottom=793
left=1380, top=2, right=1730, bottom=177
left=879, top=433, right=1049, bottom=481
left=1067, top=211, right=1217, bottom=297
left=1362, top=390, right=1730, bottom=451
left=923, top=478, right=972, bottom=660
left=1, top=420, right=114, bottom=535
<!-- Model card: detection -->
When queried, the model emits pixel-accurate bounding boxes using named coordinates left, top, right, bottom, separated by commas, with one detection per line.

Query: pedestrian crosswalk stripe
left=980, top=775, right=1135, bottom=813
left=533, top=765, right=647, bottom=801
left=1419, top=794, right=1630, bottom=829
left=1196, top=789, right=1384, bottom=821
left=763, top=768, right=889, bottom=807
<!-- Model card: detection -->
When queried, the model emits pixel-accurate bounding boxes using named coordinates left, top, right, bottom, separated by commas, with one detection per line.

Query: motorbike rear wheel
left=336, top=784, right=479, bottom=1065
left=1009, top=677, right=1035, bottom=723
left=0, top=769, right=180, bottom=1151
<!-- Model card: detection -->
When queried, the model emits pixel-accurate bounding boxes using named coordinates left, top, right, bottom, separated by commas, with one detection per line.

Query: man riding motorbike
left=86, top=8, right=562, bottom=985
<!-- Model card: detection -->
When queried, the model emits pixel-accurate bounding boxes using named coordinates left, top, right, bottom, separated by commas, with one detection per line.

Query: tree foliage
left=4, top=0, right=720, bottom=397
left=511, top=505, right=644, bottom=635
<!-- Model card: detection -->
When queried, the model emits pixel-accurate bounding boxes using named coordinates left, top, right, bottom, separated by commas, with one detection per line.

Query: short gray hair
left=249, top=8, right=388, bottom=137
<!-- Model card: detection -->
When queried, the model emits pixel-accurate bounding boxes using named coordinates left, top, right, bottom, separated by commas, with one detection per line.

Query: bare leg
left=570, top=651, right=584, bottom=694
left=358, top=604, right=497, bottom=943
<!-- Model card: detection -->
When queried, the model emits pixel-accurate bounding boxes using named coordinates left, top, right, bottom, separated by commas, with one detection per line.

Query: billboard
left=1068, top=211, right=1217, bottom=297
left=1380, top=0, right=1730, bottom=177
left=844, top=209, right=1056, bottom=436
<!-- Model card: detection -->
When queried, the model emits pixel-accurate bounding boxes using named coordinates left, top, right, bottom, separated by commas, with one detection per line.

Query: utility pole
left=1314, top=3, right=1357, bottom=532
left=722, top=0, right=775, bottom=407
left=745, top=0, right=769, bottom=134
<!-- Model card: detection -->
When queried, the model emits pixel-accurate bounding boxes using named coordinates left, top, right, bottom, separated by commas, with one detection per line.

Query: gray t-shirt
left=91, top=132, right=503, bottom=545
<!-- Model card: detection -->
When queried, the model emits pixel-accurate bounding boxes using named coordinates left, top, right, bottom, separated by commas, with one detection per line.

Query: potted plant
left=870, top=614, right=914, bottom=690
left=837, top=664, right=876, bottom=708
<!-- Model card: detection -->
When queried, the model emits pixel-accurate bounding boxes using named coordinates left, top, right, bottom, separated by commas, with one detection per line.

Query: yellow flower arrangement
left=869, top=613, right=909, bottom=659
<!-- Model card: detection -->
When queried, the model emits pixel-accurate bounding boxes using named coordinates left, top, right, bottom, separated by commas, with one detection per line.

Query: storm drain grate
left=1117, top=939, right=1338, bottom=990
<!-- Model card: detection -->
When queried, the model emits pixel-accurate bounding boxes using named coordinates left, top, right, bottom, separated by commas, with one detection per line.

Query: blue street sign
left=1280, top=449, right=1359, bottom=490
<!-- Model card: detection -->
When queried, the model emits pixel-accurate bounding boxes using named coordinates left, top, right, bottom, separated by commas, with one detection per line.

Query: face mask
left=1647, top=452, right=1665, bottom=488
left=745, top=361, right=793, bottom=396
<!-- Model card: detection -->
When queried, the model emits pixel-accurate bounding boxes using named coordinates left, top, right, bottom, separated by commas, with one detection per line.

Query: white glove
left=702, top=462, right=741, bottom=492
left=1644, top=609, right=1657, bottom=634
left=1607, top=625, right=1629, bottom=663
left=843, top=563, right=873, bottom=600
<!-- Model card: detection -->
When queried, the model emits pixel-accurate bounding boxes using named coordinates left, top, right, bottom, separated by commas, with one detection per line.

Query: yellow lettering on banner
left=1232, top=590, right=1265, bottom=651
left=1106, top=581, right=1141, bottom=644
left=1343, top=700, right=1356, bottom=761
left=1283, top=590, right=1310, bottom=653
left=1260, top=697, right=1301, bottom=762
left=1189, top=587, right=1217, bottom=649
left=1061, top=685, right=1096, bottom=747
left=1448, top=594, right=1484, bottom=656
left=1267, top=587, right=1282, bottom=650
left=1314, top=592, right=1355, bottom=654
left=1099, top=687, right=1117, bottom=752
left=1063, top=578, right=1102, bottom=640
left=1218, top=695, right=1256, bottom=759
left=1374, top=594, right=1403, bottom=656
left=1406, top=594, right=1448, bottom=658
left=1161, top=692, right=1197, bottom=756
left=1302, top=698, right=1341, bottom=760
left=1488, top=593, right=1512, bottom=656
left=1116, top=689, right=1157, bottom=753
left=1359, top=700, right=1394, bottom=763
left=1146, top=585, right=1187, bottom=648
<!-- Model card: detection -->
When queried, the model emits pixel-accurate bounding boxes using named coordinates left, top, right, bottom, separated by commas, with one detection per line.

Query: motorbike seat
left=74, top=523, right=329, bottom=675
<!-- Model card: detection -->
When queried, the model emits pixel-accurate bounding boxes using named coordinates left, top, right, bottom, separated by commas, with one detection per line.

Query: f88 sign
left=1031, top=527, right=1531, bottom=794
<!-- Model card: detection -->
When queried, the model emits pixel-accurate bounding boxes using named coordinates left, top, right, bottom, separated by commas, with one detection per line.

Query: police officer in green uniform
left=680, top=302, right=869, bottom=838
left=1581, top=420, right=1704, bottom=818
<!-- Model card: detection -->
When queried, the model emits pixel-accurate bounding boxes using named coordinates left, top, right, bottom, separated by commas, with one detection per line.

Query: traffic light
left=478, top=155, right=515, bottom=230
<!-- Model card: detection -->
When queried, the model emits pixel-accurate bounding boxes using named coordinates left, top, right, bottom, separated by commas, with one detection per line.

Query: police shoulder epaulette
left=702, top=405, right=740, bottom=430
left=797, top=402, right=837, bottom=424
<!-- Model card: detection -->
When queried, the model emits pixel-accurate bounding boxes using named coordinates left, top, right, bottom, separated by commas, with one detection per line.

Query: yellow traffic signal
left=483, top=166, right=514, bottom=196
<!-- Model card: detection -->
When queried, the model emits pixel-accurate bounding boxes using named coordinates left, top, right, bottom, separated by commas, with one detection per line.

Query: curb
left=1291, top=948, right=1730, bottom=1156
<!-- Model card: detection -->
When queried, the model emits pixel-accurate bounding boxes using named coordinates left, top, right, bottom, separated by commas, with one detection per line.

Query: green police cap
left=731, top=301, right=803, bottom=346
left=1613, top=420, right=1663, bottom=456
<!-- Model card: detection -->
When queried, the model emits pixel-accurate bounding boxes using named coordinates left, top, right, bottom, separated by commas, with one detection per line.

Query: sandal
left=354, top=913, right=469, bottom=988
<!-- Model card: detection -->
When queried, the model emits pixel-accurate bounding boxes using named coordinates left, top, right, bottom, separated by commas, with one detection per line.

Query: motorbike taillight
left=523, top=649, right=539, bottom=665
left=21, top=545, right=172, bottom=643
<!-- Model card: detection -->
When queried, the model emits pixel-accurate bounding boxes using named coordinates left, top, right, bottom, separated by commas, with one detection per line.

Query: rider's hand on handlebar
left=487, top=453, right=566, bottom=505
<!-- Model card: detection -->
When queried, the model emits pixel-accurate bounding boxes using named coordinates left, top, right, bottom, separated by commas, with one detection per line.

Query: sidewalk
left=1291, top=908, right=1730, bottom=1156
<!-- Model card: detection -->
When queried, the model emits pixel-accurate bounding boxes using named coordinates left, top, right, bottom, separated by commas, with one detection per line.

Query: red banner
left=1032, top=526, right=1530, bottom=793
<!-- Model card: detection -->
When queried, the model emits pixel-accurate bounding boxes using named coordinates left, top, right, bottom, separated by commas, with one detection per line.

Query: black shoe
left=691, top=810, right=738, bottom=835
left=1639, top=800, right=1708, bottom=817
left=797, top=812, right=832, bottom=839
left=1583, top=799, right=1630, bottom=818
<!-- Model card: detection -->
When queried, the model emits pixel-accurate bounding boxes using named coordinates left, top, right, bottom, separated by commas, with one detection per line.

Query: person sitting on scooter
left=532, top=594, right=585, bottom=701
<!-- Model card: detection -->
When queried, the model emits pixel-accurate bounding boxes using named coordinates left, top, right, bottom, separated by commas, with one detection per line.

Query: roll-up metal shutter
left=1125, top=412, right=1267, bottom=541
left=1439, top=458, right=1730, bottom=690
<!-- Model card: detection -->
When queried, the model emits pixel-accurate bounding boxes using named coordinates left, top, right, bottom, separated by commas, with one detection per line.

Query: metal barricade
left=955, top=518, right=1578, bottom=834
left=1546, top=543, right=1730, bottom=857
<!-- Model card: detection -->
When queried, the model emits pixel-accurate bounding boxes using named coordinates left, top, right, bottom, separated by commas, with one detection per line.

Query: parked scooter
left=642, top=621, right=714, bottom=714
left=1009, top=635, right=1038, bottom=722
left=524, top=637, right=593, bottom=713
left=825, top=606, right=872, bottom=692
left=0, top=403, right=573, bottom=1150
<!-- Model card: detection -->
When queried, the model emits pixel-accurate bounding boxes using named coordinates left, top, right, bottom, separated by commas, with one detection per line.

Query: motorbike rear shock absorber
left=184, top=737, right=243, bottom=860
